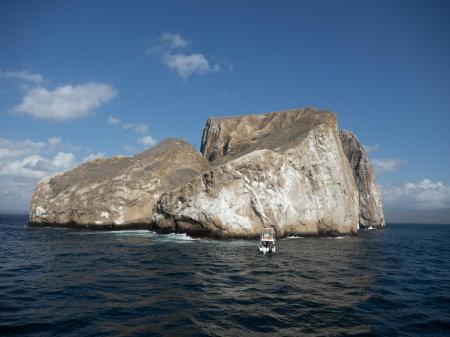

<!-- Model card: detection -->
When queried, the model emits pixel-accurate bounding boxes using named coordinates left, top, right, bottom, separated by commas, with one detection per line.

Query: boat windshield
left=260, top=228, right=275, bottom=241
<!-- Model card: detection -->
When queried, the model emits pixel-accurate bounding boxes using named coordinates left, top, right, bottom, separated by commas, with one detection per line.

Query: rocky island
left=29, top=107, right=384, bottom=238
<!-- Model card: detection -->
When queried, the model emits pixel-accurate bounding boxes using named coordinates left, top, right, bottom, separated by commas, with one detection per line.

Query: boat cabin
left=259, top=227, right=276, bottom=253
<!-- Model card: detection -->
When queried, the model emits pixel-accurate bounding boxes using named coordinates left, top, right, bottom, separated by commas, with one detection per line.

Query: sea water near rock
left=1, top=214, right=449, bottom=336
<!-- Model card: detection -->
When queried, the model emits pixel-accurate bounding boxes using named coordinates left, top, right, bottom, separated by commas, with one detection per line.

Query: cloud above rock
left=15, top=82, right=117, bottom=121
left=372, top=158, right=405, bottom=173
left=106, top=116, right=157, bottom=149
left=147, top=32, right=222, bottom=79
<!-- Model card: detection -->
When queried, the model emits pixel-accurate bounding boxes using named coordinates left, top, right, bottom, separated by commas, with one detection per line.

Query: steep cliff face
left=29, top=139, right=211, bottom=228
left=339, top=130, right=385, bottom=228
left=152, top=109, right=360, bottom=238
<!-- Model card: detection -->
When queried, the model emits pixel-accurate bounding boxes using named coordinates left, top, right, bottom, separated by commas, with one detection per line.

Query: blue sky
left=0, top=0, right=449, bottom=211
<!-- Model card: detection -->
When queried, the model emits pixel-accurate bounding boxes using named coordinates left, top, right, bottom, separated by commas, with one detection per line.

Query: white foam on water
left=160, top=233, right=198, bottom=241
left=330, top=236, right=349, bottom=240
left=285, top=235, right=303, bottom=239
left=69, top=230, right=201, bottom=242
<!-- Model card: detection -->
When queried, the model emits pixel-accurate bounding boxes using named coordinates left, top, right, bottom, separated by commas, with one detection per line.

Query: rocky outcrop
left=200, top=107, right=335, bottom=164
left=29, top=139, right=211, bottom=228
left=339, top=130, right=385, bottom=228
left=29, top=108, right=385, bottom=237
left=151, top=108, right=360, bottom=238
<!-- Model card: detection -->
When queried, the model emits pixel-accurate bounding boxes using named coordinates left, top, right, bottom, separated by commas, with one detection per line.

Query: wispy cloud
left=363, top=144, right=380, bottom=153
left=147, top=32, right=223, bottom=79
left=138, top=135, right=157, bottom=147
left=162, top=53, right=221, bottom=78
left=15, top=83, right=117, bottom=121
left=106, top=116, right=157, bottom=148
left=160, top=33, right=190, bottom=48
left=47, top=137, right=62, bottom=148
left=122, top=122, right=148, bottom=136
left=372, top=158, right=405, bottom=173
left=0, top=70, right=44, bottom=84
left=107, top=116, right=121, bottom=125
left=382, top=179, right=450, bottom=210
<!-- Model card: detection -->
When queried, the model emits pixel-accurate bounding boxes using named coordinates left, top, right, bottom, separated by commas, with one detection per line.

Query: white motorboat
left=259, top=228, right=276, bottom=254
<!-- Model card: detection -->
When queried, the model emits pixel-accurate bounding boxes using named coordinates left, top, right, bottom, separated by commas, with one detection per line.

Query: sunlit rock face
left=29, top=108, right=384, bottom=237
left=152, top=108, right=361, bottom=238
left=339, top=130, right=385, bottom=228
left=29, top=139, right=211, bottom=228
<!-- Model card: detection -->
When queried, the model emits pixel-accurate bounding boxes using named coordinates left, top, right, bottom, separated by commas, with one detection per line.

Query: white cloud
left=364, top=144, right=380, bottom=153
left=0, top=138, right=46, bottom=160
left=107, top=118, right=157, bottom=148
left=1, top=70, right=44, bottom=84
left=147, top=33, right=223, bottom=79
left=372, top=158, right=405, bottom=173
left=160, top=33, right=190, bottom=48
left=138, top=135, right=157, bottom=147
left=163, top=53, right=221, bottom=78
left=122, top=122, right=148, bottom=136
left=52, top=152, right=76, bottom=168
left=0, top=151, right=76, bottom=180
left=15, top=82, right=117, bottom=121
left=382, top=179, right=450, bottom=210
left=107, top=116, right=121, bottom=125
left=47, top=137, right=62, bottom=148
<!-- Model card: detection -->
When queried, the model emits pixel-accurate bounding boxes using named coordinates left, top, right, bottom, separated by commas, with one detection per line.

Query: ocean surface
left=1, top=215, right=449, bottom=337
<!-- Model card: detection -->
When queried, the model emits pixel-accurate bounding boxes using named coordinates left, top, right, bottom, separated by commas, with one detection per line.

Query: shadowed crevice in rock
left=339, top=130, right=385, bottom=228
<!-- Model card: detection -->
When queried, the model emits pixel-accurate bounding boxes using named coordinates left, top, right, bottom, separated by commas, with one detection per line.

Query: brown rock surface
left=152, top=108, right=360, bottom=238
left=29, top=139, right=211, bottom=228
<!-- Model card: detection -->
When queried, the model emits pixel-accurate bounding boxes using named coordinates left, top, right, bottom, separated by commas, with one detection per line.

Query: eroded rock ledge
left=29, top=108, right=385, bottom=237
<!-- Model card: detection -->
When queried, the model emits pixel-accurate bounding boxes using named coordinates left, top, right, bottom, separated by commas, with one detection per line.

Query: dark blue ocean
left=1, top=215, right=449, bottom=337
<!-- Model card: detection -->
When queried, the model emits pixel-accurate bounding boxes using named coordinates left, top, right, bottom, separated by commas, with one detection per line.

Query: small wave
left=330, top=236, right=349, bottom=240
left=285, top=236, right=303, bottom=239
left=160, top=233, right=198, bottom=241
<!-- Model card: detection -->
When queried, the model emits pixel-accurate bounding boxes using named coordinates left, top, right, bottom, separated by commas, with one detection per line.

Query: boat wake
left=69, top=230, right=198, bottom=241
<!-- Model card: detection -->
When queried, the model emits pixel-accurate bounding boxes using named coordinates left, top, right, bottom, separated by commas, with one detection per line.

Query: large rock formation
left=29, top=107, right=385, bottom=238
left=29, top=139, right=211, bottom=228
left=340, top=130, right=385, bottom=228
left=151, top=108, right=361, bottom=238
